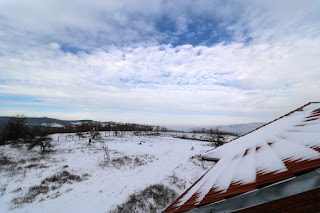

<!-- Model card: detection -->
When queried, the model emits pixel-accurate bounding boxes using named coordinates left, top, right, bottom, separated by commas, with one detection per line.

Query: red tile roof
left=165, top=102, right=320, bottom=212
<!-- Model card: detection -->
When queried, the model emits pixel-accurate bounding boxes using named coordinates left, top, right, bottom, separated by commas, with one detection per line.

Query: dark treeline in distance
left=0, top=115, right=168, bottom=146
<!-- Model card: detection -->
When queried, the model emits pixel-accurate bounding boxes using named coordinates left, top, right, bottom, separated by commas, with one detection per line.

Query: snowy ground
left=162, top=132, right=235, bottom=141
left=0, top=132, right=219, bottom=213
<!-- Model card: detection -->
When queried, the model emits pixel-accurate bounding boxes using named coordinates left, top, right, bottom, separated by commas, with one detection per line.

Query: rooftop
left=165, top=102, right=320, bottom=212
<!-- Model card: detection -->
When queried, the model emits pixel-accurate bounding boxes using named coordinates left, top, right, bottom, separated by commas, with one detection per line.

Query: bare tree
left=27, top=119, right=54, bottom=153
left=28, top=136, right=53, bottom=154
left=209, top=128, right=225, bottom=147
left=0, top=114, right=27, bottom=145
left=91, top=130, right=100, bottom=139
left=100, top=141, right=110, bottom=165
left=160, top=126, right=167, bottom=132
left=0, top=124, right=5, bottom=146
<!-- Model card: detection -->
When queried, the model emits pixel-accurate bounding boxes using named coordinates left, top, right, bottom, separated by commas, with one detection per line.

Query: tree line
left=0, top=115, right=50, bottom=145
left=191, top=128, right=238, bottom=136
left=54, top=122, right=156, bottom=134
left=0, top=115, right=170, bottom=146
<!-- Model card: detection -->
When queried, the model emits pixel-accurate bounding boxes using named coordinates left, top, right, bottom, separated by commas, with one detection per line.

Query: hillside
left=0, top=132, right=217, bottom=212
left=189, top=122, right=265, bottom=136
left=0, top=116, right=147, bottom=129
left=213, top=122, right=265, bottom=135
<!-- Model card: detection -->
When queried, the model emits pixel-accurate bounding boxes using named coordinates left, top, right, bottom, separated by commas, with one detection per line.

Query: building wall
left=237, top=188, right=320, bottom=213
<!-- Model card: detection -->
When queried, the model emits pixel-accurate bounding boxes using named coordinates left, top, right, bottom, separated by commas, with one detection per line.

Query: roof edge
left=203, top=102, right=320, bottom=155
left=163, top=164, right=215, bottom=212
left=185, top=168, right=320, bottom=213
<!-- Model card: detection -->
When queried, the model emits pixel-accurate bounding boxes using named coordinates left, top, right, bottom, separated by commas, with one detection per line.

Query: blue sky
left=0, top=0, right=319, bottom=129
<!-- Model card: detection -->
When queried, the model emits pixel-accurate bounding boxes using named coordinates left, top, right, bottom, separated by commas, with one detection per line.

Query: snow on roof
left=165, top=102, right=320, bottom=213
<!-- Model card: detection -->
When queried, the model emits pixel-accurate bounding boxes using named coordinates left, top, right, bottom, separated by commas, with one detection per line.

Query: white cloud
left=1, top=35, right=319, bottom=126
left=0, top=0, right=319, bottom=127
left=1, top=0, right=317, bottom=49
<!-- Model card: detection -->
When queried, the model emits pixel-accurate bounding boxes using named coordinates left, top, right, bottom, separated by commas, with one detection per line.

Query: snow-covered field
left=0, top=132, right=217, bottom=213
left=163, top=132, right=235, bottom=141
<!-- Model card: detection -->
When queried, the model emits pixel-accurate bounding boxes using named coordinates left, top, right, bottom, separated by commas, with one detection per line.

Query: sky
left=0, top=0, right=319, bottom=129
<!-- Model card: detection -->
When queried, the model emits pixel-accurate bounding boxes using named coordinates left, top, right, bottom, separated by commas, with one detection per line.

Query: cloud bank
left=0, top=0, right=319, bottom=128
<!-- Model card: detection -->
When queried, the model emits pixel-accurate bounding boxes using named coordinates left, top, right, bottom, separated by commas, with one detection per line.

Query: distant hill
left=189, top=122, right=265, bottom=136
left=213, top=122, right=265, bottom=136
left=0, top=116, right=264, bottom=134
left=0, top=116, right=155, bottom=130
left=0, top=116, right=113, bottom=127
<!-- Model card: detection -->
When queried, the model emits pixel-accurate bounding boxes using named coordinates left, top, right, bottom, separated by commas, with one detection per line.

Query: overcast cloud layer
left=0, top=0, right=319, bottom=128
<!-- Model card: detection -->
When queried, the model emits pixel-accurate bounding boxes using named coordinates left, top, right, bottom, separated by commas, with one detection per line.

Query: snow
left=170, top=102, right=320, bottom=211
left=41, top=123, right=64, bottom=128
left=255, top=143, right=288, bottom=174
left=272, top=138, right=320, bottom=162
left=231, top=146, right=256, bottom=185
left=70, top=122, right=83, bottom=126
left=0, top=132, right=216, bottom=213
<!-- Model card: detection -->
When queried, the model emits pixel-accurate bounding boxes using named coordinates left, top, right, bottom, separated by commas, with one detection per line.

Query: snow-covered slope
left=0, top=132, right=215, bottom=213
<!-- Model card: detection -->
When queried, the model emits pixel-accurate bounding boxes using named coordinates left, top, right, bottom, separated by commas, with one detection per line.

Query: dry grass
left=102, top=154, right=156, bottom=169
left=10, top=170, right=87, bottom=208
left=41, top=170, right=82, bottom=185
left=189, top=155, right=213, bottom=170
left=24, top=163, right=40, bottom=169
left=0, top=184, right=8, bottom=197
left=0, top=156, right=15, bottom=166
left=11, top=185, right=50, bottom=205
left=167, top=174, right=186, bottom=189
left=111, top=184, right=177, bottom=213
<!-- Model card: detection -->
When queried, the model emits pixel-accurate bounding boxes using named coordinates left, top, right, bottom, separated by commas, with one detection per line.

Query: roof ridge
left=202, top=102, right=319, bottom=156
left=224, top=102, right=316, bottom=145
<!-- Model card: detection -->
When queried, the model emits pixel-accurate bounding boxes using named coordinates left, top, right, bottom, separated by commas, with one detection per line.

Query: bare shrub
left=27, top=136, right=54, bottom=154
left=181, top=134, right=188, bottom=139
left=11, top=185, right=50, bottom=205
left=9, top=141, right=24, bottom=149
left=111, top=156, right=132, bottom=168
left=202, top=142, right=216, bottom=147
left=39, top=164, right=49, bottom=169
left=0, top=184, right=8, bottom=197
left=18, top=159, right=27, bottom=164
left=105, top=154, right=156, bottom=169
left=111, top=184, right=177, bottom=213
left=11, top=170, right=86, bottom=208
left=29, top=157, right=40, bottom=162
left=91, top=131, right=101, bottom=140
left=189, top=155, right=212, bottom=170
left=167, top=174, right=186, bottom=189
left=41, top=170, right=82, bottom=185
left=24, top=164, right=40, bottom=169
left=0, top=156, right=20, bottom=175
left=10, top=188, right=22, bottom=193
left=0, top=156, right=14, bottom=166
left=208, top=128, right=225, bottom=147
left=48, top=191, right=61, bottom=199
